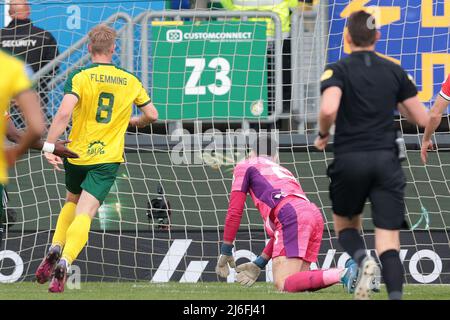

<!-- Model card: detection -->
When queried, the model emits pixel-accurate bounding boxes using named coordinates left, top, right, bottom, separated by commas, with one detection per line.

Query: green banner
left=151, top=21, right=268, bottom=120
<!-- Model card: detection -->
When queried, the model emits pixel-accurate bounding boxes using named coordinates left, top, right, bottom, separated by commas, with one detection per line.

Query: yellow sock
left=52, top=202, right=77, bottom=247
left=61, top=214, right=92, bottom=264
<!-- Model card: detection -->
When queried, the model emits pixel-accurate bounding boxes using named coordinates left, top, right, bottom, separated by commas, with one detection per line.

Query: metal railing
left=31, top=12, right=134, bottom=86
left=290, top=3, right=328, bottom=133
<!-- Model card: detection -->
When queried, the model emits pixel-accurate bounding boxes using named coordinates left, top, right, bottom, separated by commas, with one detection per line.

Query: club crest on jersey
left=87, top=140, right=106, bottom=156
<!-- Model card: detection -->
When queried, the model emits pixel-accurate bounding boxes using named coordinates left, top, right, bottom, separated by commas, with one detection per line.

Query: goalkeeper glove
left=215, top=243, right=236, bottom=278
left=235, top=256, right=269, bottom=287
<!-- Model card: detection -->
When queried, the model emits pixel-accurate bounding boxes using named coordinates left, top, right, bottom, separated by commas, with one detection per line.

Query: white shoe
left=354, top=256, right=380, bottom=300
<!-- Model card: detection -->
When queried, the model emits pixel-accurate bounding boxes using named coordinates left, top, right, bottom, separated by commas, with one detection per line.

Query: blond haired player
left=35, top=25, right=158, bottom=293
left=0, top=50, right=45, bottom=246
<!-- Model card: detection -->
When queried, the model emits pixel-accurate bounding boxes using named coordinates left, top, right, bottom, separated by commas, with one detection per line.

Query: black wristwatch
left=318, top=131, right=330, bottom=139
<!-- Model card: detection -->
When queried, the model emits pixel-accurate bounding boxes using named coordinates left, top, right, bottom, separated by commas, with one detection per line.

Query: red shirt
left=440, top=74, right=450, bottom=101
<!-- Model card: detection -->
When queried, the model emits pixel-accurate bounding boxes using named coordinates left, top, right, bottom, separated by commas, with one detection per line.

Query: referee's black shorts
left=327, top=149, right=406, bottom=230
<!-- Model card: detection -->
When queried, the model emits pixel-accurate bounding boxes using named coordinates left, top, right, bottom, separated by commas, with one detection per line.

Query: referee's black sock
left=379, top=249, right=404, bottom=300
left=338, top=228, right=367, bottom=266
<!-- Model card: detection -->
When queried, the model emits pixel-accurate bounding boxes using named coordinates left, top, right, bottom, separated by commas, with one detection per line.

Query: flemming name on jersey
left=90, top=73, right=128, bottom=86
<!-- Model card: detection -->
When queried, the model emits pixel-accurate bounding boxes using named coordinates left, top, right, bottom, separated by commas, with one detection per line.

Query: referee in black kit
left=315, top=11, right=429, bottom=300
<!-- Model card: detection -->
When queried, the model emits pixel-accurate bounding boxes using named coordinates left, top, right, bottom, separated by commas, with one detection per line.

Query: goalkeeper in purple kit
left=216, top=136, right=359, bottom=293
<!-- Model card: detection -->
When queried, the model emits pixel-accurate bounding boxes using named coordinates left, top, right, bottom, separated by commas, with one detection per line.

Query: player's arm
left=6, top=117, right=22, bottom=144
left=129, top=101, right=158, bottom=128
left=318, top=86, right=342, bottom=136
left=397, top=96, right=429, bottom=128
left=235, top=238, right=273, bottom=287
left=315, top=65, right=344, bottom=151
left=129, top=82, right=158, bottom=128
left=6, top=118, right=78, bottom=158
left=315, top=87, right=342, bottom=151
left=222, top=190, right=247, bottom=246
left=216, top=163, right=251, bottom=279
left=421, top=94, right=449, bottom=164
left=8, top=90, right=45, bottom=166
left=216, top=190, right=247, bottom=278
left=7, top=117, right=45, bottom=150
left=44, top=94, right=78, bottom=170
left=6, top=59, right=45, bottom=166
left=397, top=71, right=429, bottom=128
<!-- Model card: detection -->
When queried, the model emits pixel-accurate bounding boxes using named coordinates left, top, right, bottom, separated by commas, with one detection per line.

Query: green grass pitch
left=0, top=282, right=448, bottom=300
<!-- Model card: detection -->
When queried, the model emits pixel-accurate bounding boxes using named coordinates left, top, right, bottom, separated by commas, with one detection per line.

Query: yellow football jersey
left=64, top=63, right=151, bottom=165
left=0, top=50, right=32, bottom=184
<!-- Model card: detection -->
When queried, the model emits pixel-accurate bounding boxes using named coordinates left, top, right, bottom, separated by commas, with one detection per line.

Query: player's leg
left=334, top=213, right=380, bottom=300
left=36, top=159, right=85, bottom=284
left=61, top=163, right=120, bottom=265
left=49, top=163, right=120, bottom=293
left=49, top=190, right=100, bottom=293
left=370, top=150, right=406, bottom=300
left=334, top=214, right=368, bottom=267
left=375, top=228, right=402, bottom=300
left=328, top=152, right=380, bottom=299
left=60, top=190, right=100, bottom=265
left=50, top=159, right=86, bottom=250
left=52, top=192, right=81, bottom=249
left=273, top=257, right=355, bottom=293
left=272, top=200, right=356, bottom=293
left=48, top=191, right=100, bottom=293
left=328, top=152, right=371, bottom=267
left=35, top=192, right=81, bottom=284
left=272, top=256, right=303, bottom=291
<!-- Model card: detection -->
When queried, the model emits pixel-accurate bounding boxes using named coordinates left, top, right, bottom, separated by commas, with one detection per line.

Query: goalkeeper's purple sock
left=283, top=269, right=342, bottom=292
left=338, top=228, right=367, bottom=266
left=379, top=249, right=404, bottom=300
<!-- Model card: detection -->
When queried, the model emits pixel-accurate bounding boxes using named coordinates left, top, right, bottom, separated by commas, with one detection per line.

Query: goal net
left=0, top=0, right=449, bottom=286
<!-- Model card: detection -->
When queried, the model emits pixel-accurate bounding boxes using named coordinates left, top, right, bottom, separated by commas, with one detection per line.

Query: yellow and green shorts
left=64, top=159, right=120, bottom=203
